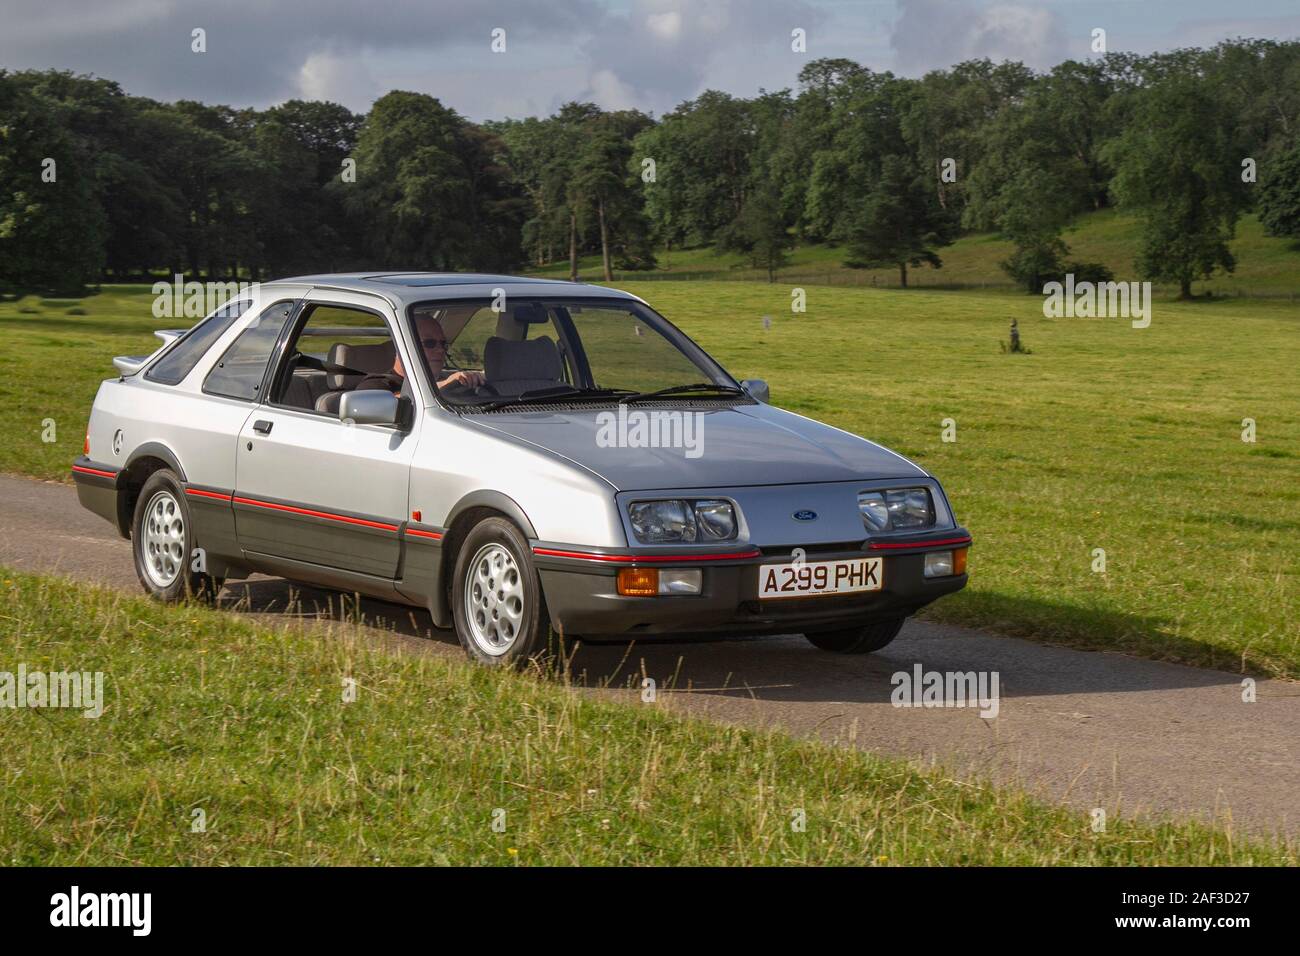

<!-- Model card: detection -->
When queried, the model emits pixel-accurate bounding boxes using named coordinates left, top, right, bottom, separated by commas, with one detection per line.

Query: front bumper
left=535, top=532, right=970, bottom=638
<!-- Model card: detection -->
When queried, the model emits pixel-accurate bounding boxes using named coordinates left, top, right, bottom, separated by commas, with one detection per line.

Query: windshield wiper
left=468, top=386, right=636, bottom=412
left=618, top=382, right=745, bottom=404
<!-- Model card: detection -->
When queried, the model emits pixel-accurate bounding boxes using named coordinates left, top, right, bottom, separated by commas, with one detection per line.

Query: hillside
left=530, top=210, right=1300, bottom=297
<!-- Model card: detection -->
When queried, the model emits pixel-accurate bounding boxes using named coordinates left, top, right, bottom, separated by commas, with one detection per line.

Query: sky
left=1, top=0, right=1298, bottom=119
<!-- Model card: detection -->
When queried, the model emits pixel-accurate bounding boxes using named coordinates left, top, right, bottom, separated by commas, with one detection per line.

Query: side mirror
left=740, top=378, right=769, bottom=403
left=340, top=390, right=403, bottom=427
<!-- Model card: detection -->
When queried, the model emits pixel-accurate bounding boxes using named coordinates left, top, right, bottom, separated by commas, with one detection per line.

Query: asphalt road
left=2, top=473, right=1296, bottom=839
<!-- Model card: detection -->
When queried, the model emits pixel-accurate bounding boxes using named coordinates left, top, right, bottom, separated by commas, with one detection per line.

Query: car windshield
left=405, top=297, right=740, bottom=408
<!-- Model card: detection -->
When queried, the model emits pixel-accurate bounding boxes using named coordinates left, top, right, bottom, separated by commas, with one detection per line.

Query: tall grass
left=1, top=570, right=1291, bottom=866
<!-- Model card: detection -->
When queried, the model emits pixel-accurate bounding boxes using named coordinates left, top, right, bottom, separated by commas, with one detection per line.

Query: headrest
left=484, top=336, right=564, bottom=384
left=327, top=340, right=395, bottom=389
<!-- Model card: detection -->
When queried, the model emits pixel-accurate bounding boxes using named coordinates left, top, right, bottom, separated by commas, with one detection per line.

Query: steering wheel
left=439, top=377, right=498, bottom=398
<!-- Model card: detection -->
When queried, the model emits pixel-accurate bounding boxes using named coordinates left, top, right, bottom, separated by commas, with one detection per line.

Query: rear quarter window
left=144, top=299, right=253, bottom=386
left=203, top=300, right=297, bottom=401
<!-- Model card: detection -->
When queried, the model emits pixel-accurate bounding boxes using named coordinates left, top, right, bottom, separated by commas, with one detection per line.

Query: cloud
left=0, top=0, right=601, bottom=108
left=295, top=51, right=380, bottom=108
left=5, top=0, right=1296, bottom=119
left=1160, top=14, right=1300, bottom=51
left=890, top=0, right=1068, bottom=74
left=574, top=0, right=825, bottom=114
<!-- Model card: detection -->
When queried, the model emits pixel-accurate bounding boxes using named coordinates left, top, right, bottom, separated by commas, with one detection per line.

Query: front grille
left=758, top=542, right=865, bottom=557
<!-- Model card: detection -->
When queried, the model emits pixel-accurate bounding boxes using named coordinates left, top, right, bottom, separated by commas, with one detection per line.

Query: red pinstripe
left=231, top=496, right=398, bottom=532
left=533, top=547, right=760, bottom=563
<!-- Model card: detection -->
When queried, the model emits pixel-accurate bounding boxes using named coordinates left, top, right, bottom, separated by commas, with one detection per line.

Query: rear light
left=84, top=431, right=89, bottom=455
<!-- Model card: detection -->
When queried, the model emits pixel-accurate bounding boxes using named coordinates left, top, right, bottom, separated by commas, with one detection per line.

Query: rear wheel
left=131, top=469, right=222, bottom=603
left=804, top=617, right=905, bottom=654
left=452, top=517, right=557, bottom=668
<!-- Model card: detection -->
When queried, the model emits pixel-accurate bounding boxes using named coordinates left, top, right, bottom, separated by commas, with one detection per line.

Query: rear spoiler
left=112, top=329, right=187, bottom=377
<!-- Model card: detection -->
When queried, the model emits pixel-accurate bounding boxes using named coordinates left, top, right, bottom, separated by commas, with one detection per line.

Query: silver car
left=74, top=273, right=970, bottom=665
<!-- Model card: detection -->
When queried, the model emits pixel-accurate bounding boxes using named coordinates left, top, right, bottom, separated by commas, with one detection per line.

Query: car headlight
left=694, top=499, right=737, bottom=540
left=858, top=488, right=935, bottom=533
left=628, top=499, right=738, bottom=544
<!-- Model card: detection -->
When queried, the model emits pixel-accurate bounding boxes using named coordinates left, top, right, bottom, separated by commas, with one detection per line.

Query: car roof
left=264, top=272, right=640, bottom=309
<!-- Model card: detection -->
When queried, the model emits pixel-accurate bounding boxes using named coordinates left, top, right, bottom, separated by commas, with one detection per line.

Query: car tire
left=452, top=516, right=557, bottom=668
left=804, top=617, right=906, bottom=654
left=131, top=469, right=222, bottom=603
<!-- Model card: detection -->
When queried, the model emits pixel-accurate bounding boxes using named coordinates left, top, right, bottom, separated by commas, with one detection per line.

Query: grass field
left=3, top=280, right=1296, bottom=678
left=534, top=210, right=1300, bottom=297
left=1, top=569, right=1291, bottom=865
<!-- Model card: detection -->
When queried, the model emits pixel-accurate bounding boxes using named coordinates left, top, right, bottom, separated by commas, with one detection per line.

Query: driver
left=356, top=315, right=485, bottom=394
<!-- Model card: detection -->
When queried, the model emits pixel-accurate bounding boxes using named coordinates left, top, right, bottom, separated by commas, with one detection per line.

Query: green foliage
left=842, top=154, right=956, bottom=287
left=1000, top=235, right=1070, bottom=294
left=572, top=112, right=656, bottom=279
left=5, top=39, right=1300, bottom=287
left=495, top=104, right=653, bottom=280
left=634, top=91, right=755, bottom=248
left=1257, top=135, right=1300, bottom=238
left=1106, top=74, right=1250, bottom=296
left=346, top=91, right=524, bottom=271
left=0, top=73, right=106, bottom=293
left=716, top=182, right=793, bottom=281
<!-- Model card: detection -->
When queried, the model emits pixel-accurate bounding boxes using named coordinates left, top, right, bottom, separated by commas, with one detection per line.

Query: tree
left=250, top=100, right=361, bottom=276
left=345, top=91, right=523, bottom=271
left=494, top=104, right=595, bottom=272
left=569, top=110, right=654, bottom=281
left=803, top=69, right=900, bottom=243
left=900, top=59, right=1036, bottom=221
left=963, top=83, right=1090, bottom=292
left=1105, top=74, right=1249, bottom=297
left=717, top=182, right=792, bottom=281
left=842, top=154, right=956, bottom=287
left=0, top=73, right=106, bottom=293
left=633, top=91, right=755, bottom=248
left=1258, top=135, right=1300, bottom=238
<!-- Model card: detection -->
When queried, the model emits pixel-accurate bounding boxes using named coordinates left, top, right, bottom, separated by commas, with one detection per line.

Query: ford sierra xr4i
left=73, top=273, right=970, bottom=665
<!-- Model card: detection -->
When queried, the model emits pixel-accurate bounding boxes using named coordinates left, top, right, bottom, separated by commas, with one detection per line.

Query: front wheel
left=131, top=469, right=222, bottom=603
left=451, top=517, right=556, bottom=668
left=804, top=617, right=906, bottom=654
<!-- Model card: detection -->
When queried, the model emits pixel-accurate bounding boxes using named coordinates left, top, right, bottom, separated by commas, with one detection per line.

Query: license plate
left=758, top=557, right=883, bottom=599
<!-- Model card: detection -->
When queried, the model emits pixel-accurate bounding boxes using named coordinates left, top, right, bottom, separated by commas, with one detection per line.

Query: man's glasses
left=420, top=338, right=448, bottom=349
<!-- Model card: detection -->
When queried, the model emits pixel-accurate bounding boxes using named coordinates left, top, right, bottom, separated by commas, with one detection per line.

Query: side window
left=144, top=298, right=252, bottom=386
left=270, top=303, right=395, bottom=413
left=203, top=300, right=296, bottom=401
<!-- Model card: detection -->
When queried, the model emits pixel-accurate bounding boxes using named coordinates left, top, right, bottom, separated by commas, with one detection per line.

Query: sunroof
left=368, top=273, right=564, bottom=287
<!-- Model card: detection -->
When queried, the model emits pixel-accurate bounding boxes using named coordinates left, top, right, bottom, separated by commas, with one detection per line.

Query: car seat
left=483, top=336, right=566, bottom=397
left=314, top=340, right=397, bottom=414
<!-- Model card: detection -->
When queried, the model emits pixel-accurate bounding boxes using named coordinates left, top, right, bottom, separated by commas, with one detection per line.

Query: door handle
left=253, top=420, right=273, bottom=435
